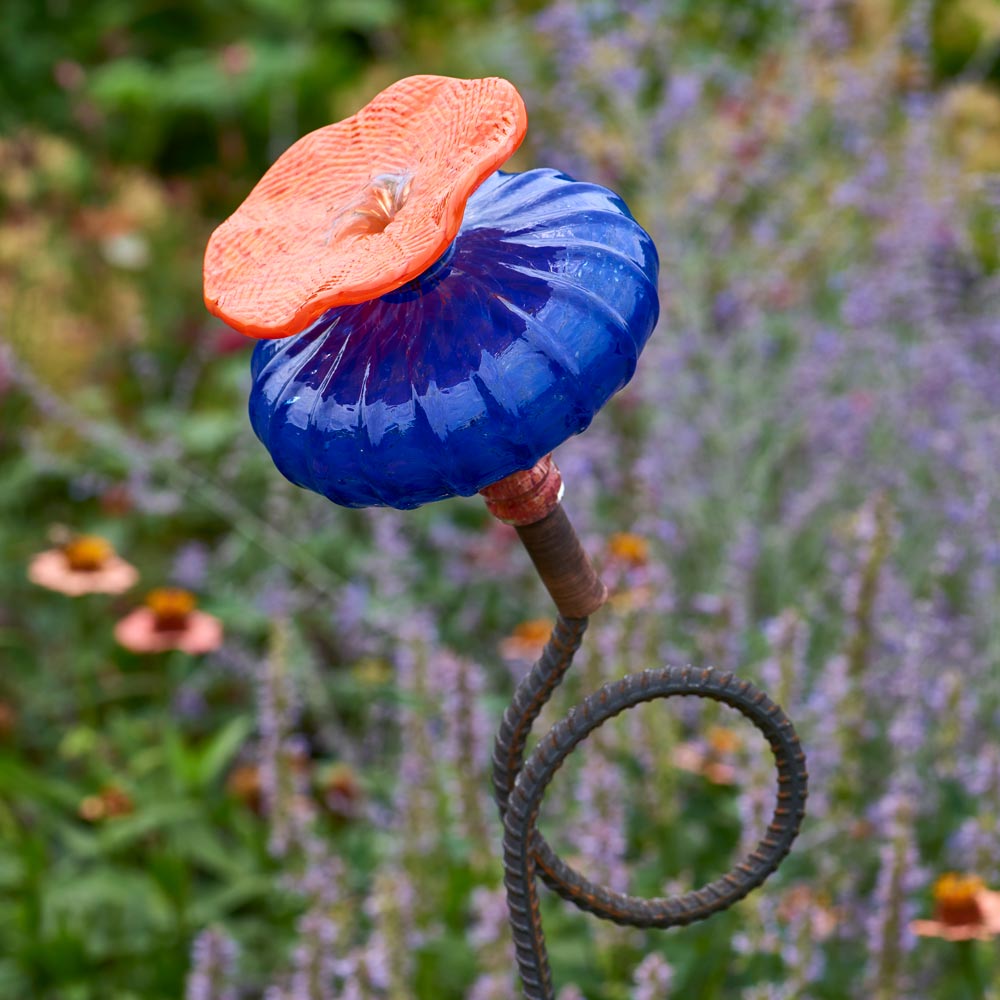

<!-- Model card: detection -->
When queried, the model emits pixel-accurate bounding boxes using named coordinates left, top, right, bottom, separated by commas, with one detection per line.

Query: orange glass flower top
left=204, top=75, right=528, bottom=339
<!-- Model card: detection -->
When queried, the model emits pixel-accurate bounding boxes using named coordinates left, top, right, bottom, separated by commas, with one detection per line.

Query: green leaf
left=0, top=755, right=82, bottom=811
left=96, top=800, right=203, bottom=853
left=194, top=715, right=254, bottom=789
left=187, top=874, right=278, bottom=925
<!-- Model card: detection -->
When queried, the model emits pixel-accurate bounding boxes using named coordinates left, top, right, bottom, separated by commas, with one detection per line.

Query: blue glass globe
left=248, top=168, right=659, bottom=510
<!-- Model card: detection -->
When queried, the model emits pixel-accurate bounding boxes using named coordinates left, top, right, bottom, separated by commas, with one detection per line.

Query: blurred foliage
left=1, top=0, right=994, bottom=196
left=0, top=0, right=497, bottom=197
left=932, top=0, right=1000, bottom=80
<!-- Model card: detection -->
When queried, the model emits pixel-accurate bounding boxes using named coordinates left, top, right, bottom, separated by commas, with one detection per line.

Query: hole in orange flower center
left=933, top=874, right=985, bottom=926
left=333, top=171, right=413, bottom=240
left=145, top=588, right=196, bottom=630
left=63, top=536, right=114, bottom=572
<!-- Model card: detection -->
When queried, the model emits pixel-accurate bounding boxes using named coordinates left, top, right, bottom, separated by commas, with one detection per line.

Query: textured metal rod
left=514, top=507, right=608, bottom=619
left=492, top=618, right=809, bottom=999
left=479, top=455, right=607, bottom=618
left=483, top=457, right=807, bottom=998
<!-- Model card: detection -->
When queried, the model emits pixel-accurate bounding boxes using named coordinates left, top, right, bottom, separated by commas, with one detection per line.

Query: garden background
left=2, top=0, right=1000, bottom=997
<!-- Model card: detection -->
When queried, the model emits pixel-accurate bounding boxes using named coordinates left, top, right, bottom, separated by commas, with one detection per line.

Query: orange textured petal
left=204, top=75, right=528, bottom=339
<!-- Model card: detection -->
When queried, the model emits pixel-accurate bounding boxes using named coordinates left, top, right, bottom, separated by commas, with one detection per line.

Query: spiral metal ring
left=492, top=616, right=808, bottom=1000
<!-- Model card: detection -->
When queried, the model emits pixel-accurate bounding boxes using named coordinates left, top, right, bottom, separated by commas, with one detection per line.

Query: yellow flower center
left=608, top=532, right=649, bottom=567
left=145, top=588, right=196, bottom=630
left=933, top=873, right=985, bottom=926
left=63, top=535, right=114, bottom=571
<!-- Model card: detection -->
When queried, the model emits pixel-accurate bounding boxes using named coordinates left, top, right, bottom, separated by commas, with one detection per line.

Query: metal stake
left=481, top=456, right=808, bottom=1000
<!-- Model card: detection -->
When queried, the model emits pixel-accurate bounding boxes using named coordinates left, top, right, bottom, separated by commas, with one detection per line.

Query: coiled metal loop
left=492, top=616, right=808, bottom=1000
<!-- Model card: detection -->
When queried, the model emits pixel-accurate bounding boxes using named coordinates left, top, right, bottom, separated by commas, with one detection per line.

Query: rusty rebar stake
left=481, top=456, right=808, bottom=1000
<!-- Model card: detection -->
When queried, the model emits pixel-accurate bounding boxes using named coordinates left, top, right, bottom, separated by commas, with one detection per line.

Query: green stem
left=956, top=940, right=984, bottom=1000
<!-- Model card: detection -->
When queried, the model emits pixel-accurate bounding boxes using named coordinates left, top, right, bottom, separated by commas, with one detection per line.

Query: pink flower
left=115, top=588, right=223, bottom=655
left=911, top=874, right=1000, bottom=942
left=28, top=535, right=138, bottom=596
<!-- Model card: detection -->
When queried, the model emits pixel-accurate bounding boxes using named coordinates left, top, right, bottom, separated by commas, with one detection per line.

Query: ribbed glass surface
left=248, top=168, right=659, bottom=509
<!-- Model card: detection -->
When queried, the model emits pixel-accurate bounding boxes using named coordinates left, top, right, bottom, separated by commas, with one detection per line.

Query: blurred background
left=2, top=0, right=1000, bottom=997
